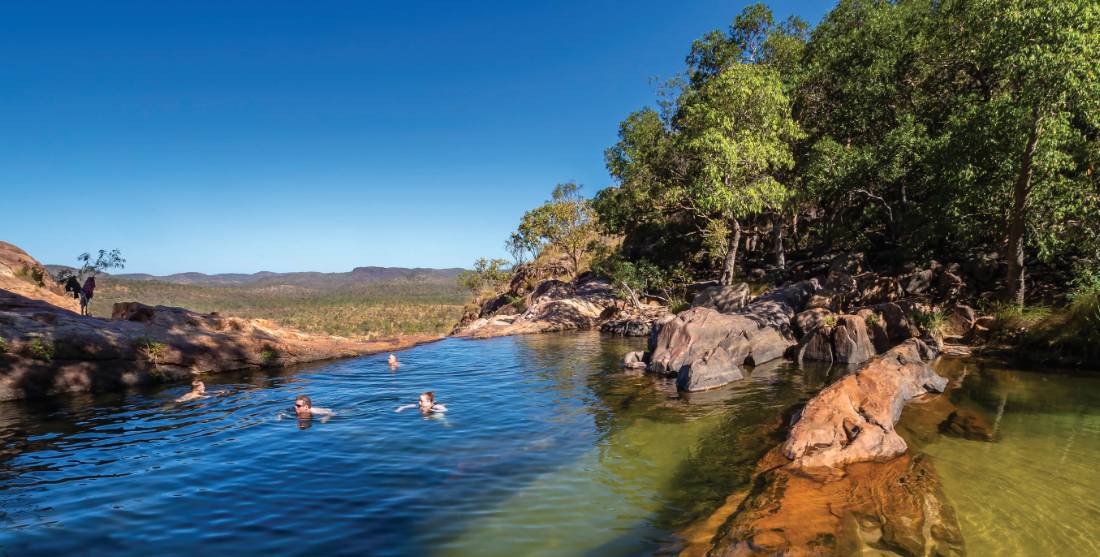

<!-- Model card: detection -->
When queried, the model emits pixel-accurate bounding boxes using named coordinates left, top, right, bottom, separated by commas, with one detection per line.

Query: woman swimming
left=395, top=391, right=447, bottom=414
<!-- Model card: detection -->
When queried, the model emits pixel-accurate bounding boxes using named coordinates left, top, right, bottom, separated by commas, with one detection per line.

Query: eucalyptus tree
left=676, top=63, right=802, bottom=284
left=512, top=182, right=600, bottom=277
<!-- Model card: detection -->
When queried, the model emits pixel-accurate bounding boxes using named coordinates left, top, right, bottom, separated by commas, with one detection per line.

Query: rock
left=855, top=309, right=891, bottom=353
left=944, top=304, right=977, bottom=339
left=0, top=291, right=434, bottom=402
left=903, top=268, right=935, bottom=296
left=795, top=307, right=834, bottom=336
left=797, top=327, right=834, bottom=363
left=805, top=293, right=836, bottom=310
left=646, top=280, right=819, bottom=376
left=676, top=346, right=744, bottom=391
left=622, top=350, right=647, bottom=369
left=453, top=278, right=620, bottom=338
left=747, top=328, right=795, bottom=365
left=709, top=449, right=965, bottom=556
left=691, top=282, right=751, bottom=313
left=832, top=315, right=876, bottom=364
left=853, top=273, right=904, bottom=306
left=0, top=241, right=79, bottom=313
left=965, top=315, right=996, bottom=344
left=877, top=301, right=918, bottom=342
left=829, top=252, right=864, bottom=275
left=939, top=408, right=997, bottom=441
left=783, top=339, right=948, bottom=469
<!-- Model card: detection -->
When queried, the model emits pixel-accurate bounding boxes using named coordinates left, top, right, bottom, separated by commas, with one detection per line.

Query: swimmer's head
left=191, top=380, right=206, bottom=394
left=418, top=391, right=435, bottom=409
left=294, top=394, right=313, bottom=418
left=388, top=353, right=398, bottom=365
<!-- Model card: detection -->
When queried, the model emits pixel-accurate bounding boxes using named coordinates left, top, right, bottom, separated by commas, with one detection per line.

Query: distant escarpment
left=1, top=243, right=435, bottom=401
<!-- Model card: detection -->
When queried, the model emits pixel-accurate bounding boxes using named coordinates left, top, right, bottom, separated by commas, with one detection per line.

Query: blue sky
left=0, top=1, right=831, bottom=274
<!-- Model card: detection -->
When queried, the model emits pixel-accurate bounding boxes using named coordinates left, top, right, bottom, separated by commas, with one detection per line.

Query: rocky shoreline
left=0, top=243, right=439, bottom=402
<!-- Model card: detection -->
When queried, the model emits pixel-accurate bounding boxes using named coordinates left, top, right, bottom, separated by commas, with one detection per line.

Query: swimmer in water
left=175, top=380, right=208, bottom=402
left=396, top=391, right=447, bottom=413
left=388, top=353, right=399, bottom=368
left=292, top=394, right=334, bottom=421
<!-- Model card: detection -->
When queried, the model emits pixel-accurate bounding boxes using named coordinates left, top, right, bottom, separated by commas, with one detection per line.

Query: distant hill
left=45, top=264, right=465, bottom=289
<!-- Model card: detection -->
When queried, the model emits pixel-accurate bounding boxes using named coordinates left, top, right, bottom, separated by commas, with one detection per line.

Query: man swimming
left=293, top=394, right=334, bottom=420
left=395, top=391, right=447, bottom=414
left=387, top=353, right=399, bottom=368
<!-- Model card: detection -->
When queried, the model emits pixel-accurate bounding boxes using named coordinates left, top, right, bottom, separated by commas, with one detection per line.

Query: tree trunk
left=1004, top=112, right=1040, bottom=305
left=720, top=219, right=742, bottom=286
left=772, top=212, right=786, bottom=269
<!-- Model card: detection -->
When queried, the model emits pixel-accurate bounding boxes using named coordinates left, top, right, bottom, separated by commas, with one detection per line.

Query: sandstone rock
left=709, top=449, right=965, bottom=557
left=853, top=274, right=904, bottom=306
left=832, top=315, right=876, bottom=364
left=783, top=339, right=948, bottom=469
left=944, top=304, right=977, bottom=339
left=795, top=307, right=834, bottom=336
left=829, top=252, right=864, bottom=275
left=691, top=282, right=751, bottom=313
left=646, top=280, right=818, bottom=376
left=903, top=268, right=935, bottom=296
left=453, top=278, right=620, bottom=338
left=676, top=346, right=744, bottom=392
left=939, top=408, right=997, bottom=441
left=747, top=328, right=795, bottom=365
left=878, top=301, right=918, bottom=342
left=0, top=291, right=433, bottom=402
left=797, top=327, right=834, bottom=364
left=622, top=350, right=647, bottom=369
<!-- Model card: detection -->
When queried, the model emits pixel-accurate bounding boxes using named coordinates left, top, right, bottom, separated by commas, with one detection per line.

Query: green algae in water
left=919, top=360, right=1100, bottom=555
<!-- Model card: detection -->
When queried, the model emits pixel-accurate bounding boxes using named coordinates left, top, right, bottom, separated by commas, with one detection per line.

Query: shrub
left=864, top=312, right=882, bottom=326
left=137, top=337, right=168, bottom=366
left=26, top=338, right=54, bottom=362
left=0, top=336, right=8, bottom=354
left=822, top=315, right=838, bottom=329
left=260, top=347, right=280, bottom=366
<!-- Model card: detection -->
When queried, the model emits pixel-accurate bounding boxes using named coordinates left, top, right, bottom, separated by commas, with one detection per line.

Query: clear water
left=915, top=359, right=1100, bottom=556
left=0, top=332, right=825, bottom=556
left=4, top=334, right=1097, bottom=556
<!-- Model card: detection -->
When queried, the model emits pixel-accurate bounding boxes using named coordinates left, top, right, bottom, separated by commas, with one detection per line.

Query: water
left=3, top=335, right=1097, bottom=556
left=914, top=359, right=1100, bottom=556
left=0, top=332, right=825, bottom=556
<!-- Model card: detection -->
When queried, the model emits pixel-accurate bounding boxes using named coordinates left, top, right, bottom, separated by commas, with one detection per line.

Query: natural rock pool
left=0, top=332, right=1097, bottom=555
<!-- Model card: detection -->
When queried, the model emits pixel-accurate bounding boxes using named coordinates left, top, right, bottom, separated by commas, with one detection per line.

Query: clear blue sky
left=1, top=1, right=831, bottom=274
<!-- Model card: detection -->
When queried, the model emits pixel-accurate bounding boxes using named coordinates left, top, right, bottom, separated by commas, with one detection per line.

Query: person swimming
left=292, top=394, right=334, bottom=420
left=395, top=391, right=447, bottom=414
left=387, top=353, right=399, bottom=369
left=175, top=380, right=207, bottom=402
left=174, top=380, right=225, bottom=402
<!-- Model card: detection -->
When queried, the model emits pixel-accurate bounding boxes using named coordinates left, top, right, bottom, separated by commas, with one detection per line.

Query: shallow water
left=916, top=359, right=1100, bottom=556
left=0, top=332, right=825, bottom=556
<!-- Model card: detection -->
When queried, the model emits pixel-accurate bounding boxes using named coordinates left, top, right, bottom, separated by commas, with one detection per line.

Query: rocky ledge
left=684, top=340, right=970, bottom=556
left=0, top=292, right=436, bottom=402
left=451, top=273, right=668, bottom=339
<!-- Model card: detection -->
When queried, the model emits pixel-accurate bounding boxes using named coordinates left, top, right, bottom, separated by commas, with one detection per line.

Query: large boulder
left=676, top=346, right=745, bottom=392
left=691, top=282, right=751, bottom=313
left=783, top=339, right=947, bottom=469
left=648, top=280, right=819, bottom=379
left=795, top=307, right=834, bottom=336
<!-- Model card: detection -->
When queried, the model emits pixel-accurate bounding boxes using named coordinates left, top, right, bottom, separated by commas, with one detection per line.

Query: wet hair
left=295, top=394, right=312, bottom=408
left=420, top=391, right=434, bottom=404
left=192, top=379, right=204, bottom=388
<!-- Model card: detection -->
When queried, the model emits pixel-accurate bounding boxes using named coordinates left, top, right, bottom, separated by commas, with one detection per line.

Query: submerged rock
left=707, top=448, right=965, bottom=557
left=676, top=346, right=745, bottom=392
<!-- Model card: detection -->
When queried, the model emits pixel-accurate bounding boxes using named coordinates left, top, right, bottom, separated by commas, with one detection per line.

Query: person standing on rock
left=79, top=275, right=96, bottom=316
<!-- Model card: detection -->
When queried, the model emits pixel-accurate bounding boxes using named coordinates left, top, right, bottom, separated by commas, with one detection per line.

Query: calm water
left=913, top=359, right=1100, bottom=556
left=2, top=334, right=1098, bottom=556
left=0, top=332, right=825, bottom=557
